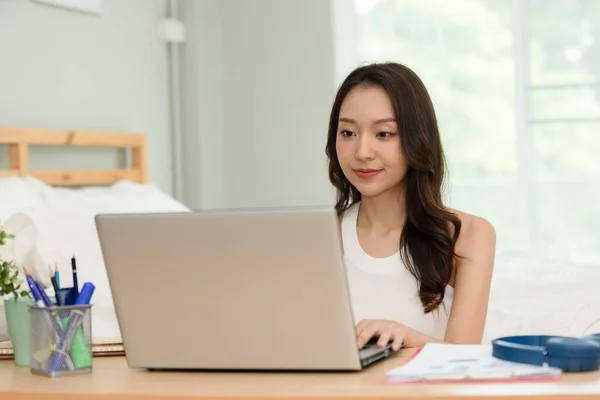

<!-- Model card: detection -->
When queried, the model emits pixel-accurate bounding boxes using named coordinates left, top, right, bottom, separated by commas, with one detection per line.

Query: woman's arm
left=442, top=214, right=496, bottom=344
left=356, top=213, right=496, bottom=350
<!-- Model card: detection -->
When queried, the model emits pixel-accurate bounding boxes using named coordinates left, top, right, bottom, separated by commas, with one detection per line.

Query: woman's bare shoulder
left=449, top=208, right=495, bottom=238
left=448, top=207, right=496, bottom=261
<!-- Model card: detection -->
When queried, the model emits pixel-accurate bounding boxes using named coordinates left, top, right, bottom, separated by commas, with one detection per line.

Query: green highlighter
left=56, top=286, right=92, bottom=369
left=60, top=316, right=92, bottom=368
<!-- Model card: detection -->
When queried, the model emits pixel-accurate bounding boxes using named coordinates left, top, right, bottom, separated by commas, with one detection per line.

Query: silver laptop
left=95, top=206, right=392, bottom=371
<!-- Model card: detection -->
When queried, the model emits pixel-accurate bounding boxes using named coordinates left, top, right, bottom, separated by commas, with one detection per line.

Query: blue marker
left=74, top=282, right=94, bottom=305
left=48, top=282, right=95, bottom=372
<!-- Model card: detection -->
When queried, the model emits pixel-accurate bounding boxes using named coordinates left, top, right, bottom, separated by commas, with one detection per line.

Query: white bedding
left=0, top=177, right=189, bottom=342
left=482, top=252, right=600, bottom=342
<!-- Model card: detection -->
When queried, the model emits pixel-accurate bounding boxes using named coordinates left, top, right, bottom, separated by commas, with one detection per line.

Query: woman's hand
left=356, top=319, right=407, bottom=351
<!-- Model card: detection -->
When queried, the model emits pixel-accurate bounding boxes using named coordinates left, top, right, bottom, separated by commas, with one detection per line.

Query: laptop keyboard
left=360, top=342, right=391, bottom=357
left=359, top=343, right=392, bottom=366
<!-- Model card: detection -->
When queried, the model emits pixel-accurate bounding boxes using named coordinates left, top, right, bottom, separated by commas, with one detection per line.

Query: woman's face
left=335, top=85, right=409, bottom=199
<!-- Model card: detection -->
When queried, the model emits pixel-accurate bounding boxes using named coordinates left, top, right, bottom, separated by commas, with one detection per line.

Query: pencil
left=54, top=263, right=61, bottom=290
left=48, top=265, right=60, bottom=306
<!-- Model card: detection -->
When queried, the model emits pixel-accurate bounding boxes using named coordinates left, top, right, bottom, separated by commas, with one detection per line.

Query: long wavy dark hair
left=326, top=62, right=461, bottom=314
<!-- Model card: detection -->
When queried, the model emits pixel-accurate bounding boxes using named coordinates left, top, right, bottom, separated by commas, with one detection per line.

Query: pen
left=23, top=268, right=49, bottom=309
left=69, top=255, right=79, bottom=305
left=71, top=255, right=79, bottom=297
left=34, top=280, right=54, bottom=307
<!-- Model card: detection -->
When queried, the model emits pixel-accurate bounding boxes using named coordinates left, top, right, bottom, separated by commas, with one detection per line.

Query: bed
left=0, top=127, right=189, bottom=357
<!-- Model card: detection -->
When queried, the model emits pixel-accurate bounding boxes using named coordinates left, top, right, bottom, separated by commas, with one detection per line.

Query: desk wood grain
left=1, top=348, right=600, bottom=400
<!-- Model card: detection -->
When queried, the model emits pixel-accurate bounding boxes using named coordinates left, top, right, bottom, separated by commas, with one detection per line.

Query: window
left=336, top=0, right=600, bottom=266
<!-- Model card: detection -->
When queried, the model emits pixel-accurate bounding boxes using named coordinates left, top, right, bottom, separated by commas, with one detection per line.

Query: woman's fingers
left=391, top=334, right=404, bottom=351
left=355, top=319, right=404, bottom=350
left=356, top=321, right=379, bottom=349
left=376, top=329, right=393, bottom=348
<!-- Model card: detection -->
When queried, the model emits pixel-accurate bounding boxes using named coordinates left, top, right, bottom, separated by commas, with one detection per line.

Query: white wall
left=180, top=0, right=339, bottom=210
left=0, top=0, right=173, bottom=195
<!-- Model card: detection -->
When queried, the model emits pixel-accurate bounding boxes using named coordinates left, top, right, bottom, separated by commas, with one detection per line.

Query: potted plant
left=0, top=222, right=32, bottom=366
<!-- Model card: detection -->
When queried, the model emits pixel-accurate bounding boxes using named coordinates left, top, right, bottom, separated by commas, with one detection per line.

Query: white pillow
left=0, top=176, right=52, bottom=222
left=2, top=180, right=190, bottom=340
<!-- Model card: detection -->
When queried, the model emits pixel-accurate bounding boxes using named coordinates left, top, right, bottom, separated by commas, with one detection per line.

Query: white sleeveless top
left=341, top=202, right=453, bottom=340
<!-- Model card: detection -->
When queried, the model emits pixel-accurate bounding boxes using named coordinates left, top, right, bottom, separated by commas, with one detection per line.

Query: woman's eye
left=377, top=131, right=395, bottom=138
left=340, top=130, right=355, bottom=137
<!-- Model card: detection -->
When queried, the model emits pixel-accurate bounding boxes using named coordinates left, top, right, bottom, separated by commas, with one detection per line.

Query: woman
left=325, top=62, right=496, bottom=351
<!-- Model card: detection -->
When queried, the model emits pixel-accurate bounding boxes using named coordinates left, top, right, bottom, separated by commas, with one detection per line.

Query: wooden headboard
left=0, top=127, right=147, bottom=186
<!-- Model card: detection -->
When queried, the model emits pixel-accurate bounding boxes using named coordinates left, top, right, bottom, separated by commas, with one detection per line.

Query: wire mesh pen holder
left=29, top=304, right=93, bottom=377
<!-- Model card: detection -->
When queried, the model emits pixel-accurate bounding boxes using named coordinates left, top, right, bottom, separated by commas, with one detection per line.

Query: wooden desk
left=1, top=348, right=600, bottom=400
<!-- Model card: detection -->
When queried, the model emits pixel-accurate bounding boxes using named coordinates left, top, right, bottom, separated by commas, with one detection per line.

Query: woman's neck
left=357, top=185, right=406, bottom=232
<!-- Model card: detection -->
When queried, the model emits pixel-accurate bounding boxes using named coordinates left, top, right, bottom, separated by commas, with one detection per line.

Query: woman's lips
left=353, top=169, right=382, bottom=179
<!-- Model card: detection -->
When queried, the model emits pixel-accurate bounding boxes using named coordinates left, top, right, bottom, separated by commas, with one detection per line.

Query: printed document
left=387, top=343, right=562, bottom=382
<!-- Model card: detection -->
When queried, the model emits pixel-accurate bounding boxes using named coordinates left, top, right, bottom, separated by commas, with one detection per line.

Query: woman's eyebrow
left=339, top=117, right=357, bottom=124
left=373, top=118, right=396, bottom=124
left=339, top=117, right=396, bottom=124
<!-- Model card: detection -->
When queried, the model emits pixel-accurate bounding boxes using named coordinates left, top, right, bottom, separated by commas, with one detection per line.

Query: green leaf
left=0, top=225, right=20, bottom=299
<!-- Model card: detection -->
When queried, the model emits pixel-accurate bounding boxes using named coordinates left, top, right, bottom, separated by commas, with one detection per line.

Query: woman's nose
left=355, top=135, right=375, bottom=160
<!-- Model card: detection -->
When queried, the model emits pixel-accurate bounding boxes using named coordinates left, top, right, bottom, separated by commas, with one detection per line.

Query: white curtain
left=335, top=0, right=600, bottom=340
